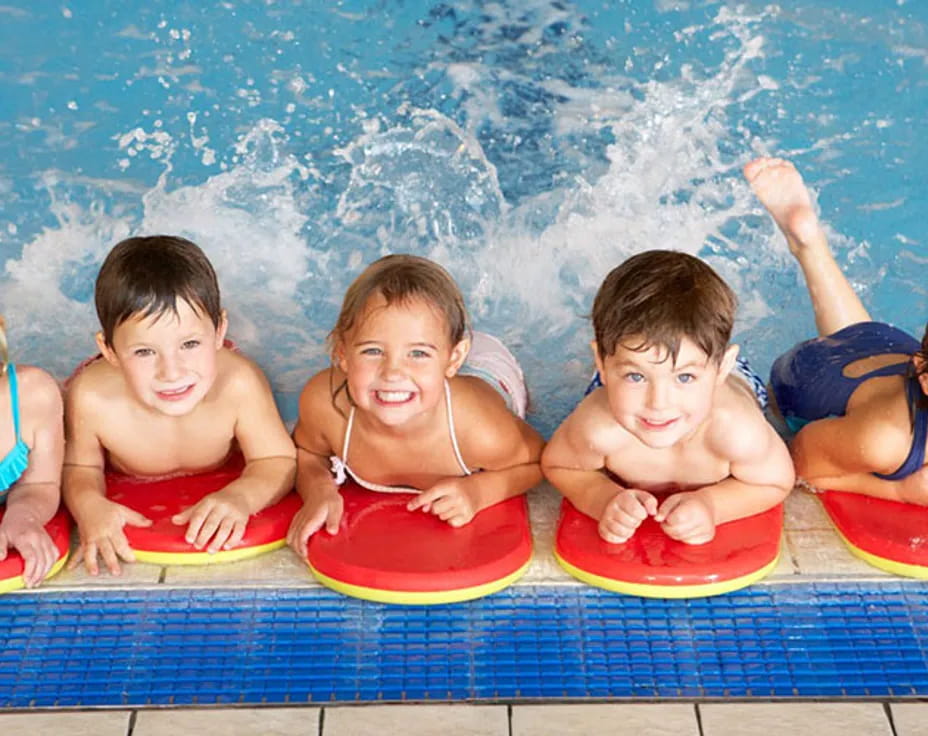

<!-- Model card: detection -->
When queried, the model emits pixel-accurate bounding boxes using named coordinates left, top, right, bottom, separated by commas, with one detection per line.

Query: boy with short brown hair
left=64, top=235, right=296, bottom=575
left=542, top=250, right=793, bottom=545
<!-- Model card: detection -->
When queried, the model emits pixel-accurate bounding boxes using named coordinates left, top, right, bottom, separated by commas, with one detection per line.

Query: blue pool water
left=0, top=1, right=926, bottom=435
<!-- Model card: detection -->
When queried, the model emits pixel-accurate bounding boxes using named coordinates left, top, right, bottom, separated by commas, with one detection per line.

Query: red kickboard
left=556, top=499, right=783, bottom=590
left=0, top=506, right=71, bottom=583
left=819, top=489, right=928, bottom=567
left=106, top=454, right=301, bottom=556
left=307, top=481, right=533, bottom=594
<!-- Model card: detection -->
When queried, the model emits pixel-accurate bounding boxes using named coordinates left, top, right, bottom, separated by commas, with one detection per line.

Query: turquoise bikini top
left=0, top=364, right=30, bottom=501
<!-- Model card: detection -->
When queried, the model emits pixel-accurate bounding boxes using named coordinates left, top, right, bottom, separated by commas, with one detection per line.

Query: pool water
left=0, top=0, right=925, bottom=435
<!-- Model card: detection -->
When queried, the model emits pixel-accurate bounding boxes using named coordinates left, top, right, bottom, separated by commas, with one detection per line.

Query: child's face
left=336, top=294, right=469, bottom=429
left=593, top=335, right=734, bottom=450
left=99, top=299, right=227, bottom=417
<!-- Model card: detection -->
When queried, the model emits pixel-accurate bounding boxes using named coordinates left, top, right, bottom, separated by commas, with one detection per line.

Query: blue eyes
left=134, top=348, right=154, bottom=358
left=132, top=340, right=200, bottom=358
left=622, top=372, right=697, bottom=384
left=182, top=340, right=201, bottom=350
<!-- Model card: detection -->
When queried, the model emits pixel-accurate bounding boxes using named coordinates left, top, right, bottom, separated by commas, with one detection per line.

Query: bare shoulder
left=706, top=382, right=776, bottom=461
left=65, top=358, right=124, bottom=411
left=14, top=364, right=63, bottom=417
left=216, top=348, right=272, bottom=394
left=556, top=387, right=629, bottom=456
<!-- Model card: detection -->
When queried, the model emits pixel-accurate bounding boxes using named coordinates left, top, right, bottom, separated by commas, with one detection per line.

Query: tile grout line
left=694, top=703, right=705, bottom=736
left=126, top=710, right=137, bottom=736
left=884, top=702, right=899, bottom=736
left=318, top=706, right=326, bottom=736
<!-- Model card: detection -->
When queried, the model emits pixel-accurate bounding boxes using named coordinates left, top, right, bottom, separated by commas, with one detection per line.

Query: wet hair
left=592, top=250, right=737, bottom=365
left=329, top=254, right=470, bottom=353
left=328, top=254, right=470, bottom=411
left=915, top=325, right=928, bottom=409
left=94, top=235, right=223, bottom=347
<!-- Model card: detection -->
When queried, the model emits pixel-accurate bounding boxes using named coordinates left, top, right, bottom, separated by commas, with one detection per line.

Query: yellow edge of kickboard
left=827, top=523, right=928, bottom=579
left=0, top=552, right=70, bottom=595
left=133, top=538, right=285, bottom=565
left=554, top=550, right=780, bottom=599
left=309, top=558, right=533, bottom=605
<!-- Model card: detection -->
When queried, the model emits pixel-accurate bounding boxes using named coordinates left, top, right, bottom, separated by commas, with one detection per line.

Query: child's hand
left=407, top=479, right=477, bottom=528
left=655, top=491, right=716, bottom=545
left=0, top=509, right=59, bottom=588
left=71, top=497, right=152, bottom=576
left=598, top=489, right=658, bottom=544
left=172, top=490, right=251, bottom=554
left=286, top=493, right=344, bottom=557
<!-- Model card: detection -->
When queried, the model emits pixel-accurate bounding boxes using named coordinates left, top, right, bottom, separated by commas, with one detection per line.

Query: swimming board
left=817, top=490, right=928, bottom=578
left=306, top=480, right=533, bottom=604
left=554, top=498, right=783, bottom=598
left=106, top=454, right=302, bottom=565
left=0, top=507, right=71, bottom=593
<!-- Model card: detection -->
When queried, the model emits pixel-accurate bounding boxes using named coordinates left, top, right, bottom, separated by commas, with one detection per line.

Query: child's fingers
left=408, top=488, right=441, bottom=512
left=82, top=542, right=101, bottom=575
left=191, top=510, right=223, bottom=549
left=207, top=518, right=236, bottom=554
left=223, top=521, right=247, bottom=551
left=324, top=502, right=343, bottom=534
left=98, top=539, right=123, bottom=576
left=654, top=494, right=684, bottom=523
left=599, top=517, right=633, bottom=544
left=0, top=531, right=8, bottom=562
left=172, top=506, right=195, bottom=526
left=111, top=531, right=136, bottom=565
left=123, top=508, right=153, bottom=528
left=66, top=544, right=84, bottom=571
left=636, top=492, right=659, bottom=516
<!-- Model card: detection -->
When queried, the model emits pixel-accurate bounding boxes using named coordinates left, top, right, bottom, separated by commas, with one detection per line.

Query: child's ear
left=95, top=331, right=119, bottom=367
left=446, top=336, right=472, bottom=378
left=716, top=344, right=740, bottom=384
left=333, top=340, right=348, bottom=374
left=590, top=340, right=607, bottom=384
left=215, top=309, right=229, bottom=348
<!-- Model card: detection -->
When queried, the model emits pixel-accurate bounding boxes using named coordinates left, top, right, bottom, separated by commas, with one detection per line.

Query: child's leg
left=744, top=157, right=870, bottom=337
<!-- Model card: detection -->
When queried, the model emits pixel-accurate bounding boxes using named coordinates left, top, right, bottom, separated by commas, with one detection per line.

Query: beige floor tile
left=889, top=703, right=928, bottom=736
left=784, top=490, right=833, bottom=531
left=134, top=707, right=319, bottom=735
left=786, top=528, right=894, bottom=578
left=763, top=532, right=797, bottom=580
left=323, top=704, right=507, bottom=736
left=163, top=546, right=320, bottom=587
left=0, top=711, right=130, bottom=736
left=700, top=702, right=892, bottom=736
left=512, top=703, right=698, bottom=736
left=521, top=482, right=577, bottom=585
left=46, top=559, right=163, bottom=587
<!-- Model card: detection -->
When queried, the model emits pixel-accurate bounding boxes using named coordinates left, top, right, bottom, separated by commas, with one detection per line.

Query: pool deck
left=3, top=484, right=926, bottom=735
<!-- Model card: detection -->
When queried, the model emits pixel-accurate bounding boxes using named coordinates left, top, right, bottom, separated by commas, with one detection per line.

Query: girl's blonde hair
left=329, top=254, right=470, bottom=353
left=328, top=255, right=471, bottom=412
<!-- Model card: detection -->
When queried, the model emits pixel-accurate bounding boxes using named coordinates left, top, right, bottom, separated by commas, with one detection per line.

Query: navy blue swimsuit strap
left=874, top=375, right=928, bottom=481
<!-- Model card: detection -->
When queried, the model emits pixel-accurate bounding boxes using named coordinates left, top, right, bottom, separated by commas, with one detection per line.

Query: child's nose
left=157, top=352, right=183, bottom=382
left=646, top=381, right=669, bottom=410
left=380, top=354, right=405, bottom=380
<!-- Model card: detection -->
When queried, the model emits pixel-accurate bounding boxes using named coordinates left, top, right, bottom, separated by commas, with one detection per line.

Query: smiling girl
left=286, top=255, right=544, bottom=556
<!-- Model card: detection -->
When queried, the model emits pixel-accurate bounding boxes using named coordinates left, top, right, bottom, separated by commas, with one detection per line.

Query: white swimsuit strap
left=445, top=379, right=471, bottom=477
left=341, top=404, right=356, bottom=467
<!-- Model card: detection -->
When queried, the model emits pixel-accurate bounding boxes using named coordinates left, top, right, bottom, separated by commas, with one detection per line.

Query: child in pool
left=0, top=319, right=64, bottom=587
left=750, top=156, right=928, bottom=502
left=541, top=250, right=794, bottom=545
left=286, top=254, right=545, bottom=555
left=64, top=236, right=296, bottom=575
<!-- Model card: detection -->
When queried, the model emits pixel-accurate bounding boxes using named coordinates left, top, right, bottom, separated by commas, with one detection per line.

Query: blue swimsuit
left=770, top=322, right=927, bottom=480
left=0, top=364, right=30, bottom=502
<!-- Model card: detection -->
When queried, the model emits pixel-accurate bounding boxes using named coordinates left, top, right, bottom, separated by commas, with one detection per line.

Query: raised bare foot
left=743, top=157, right=826, bottom=254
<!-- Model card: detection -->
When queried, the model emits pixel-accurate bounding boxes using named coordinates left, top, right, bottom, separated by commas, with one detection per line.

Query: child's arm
left=404, top=380, right=544, bottom=527
left=172, top=359, right=296, bottom=553
left=0, top=368, right=63, bottom=587
left=789, top=412, right=918, bottom=500
left=62, top=375, right=152, bottom=575
left=657, top=412, right=795, bottom=544
left=286, top=371, right=344, bottom=556
left=541, top=400, right=657, bottom=543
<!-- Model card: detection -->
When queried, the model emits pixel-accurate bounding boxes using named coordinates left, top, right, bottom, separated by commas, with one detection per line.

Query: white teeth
left=376, top=390, right=413, bottom=403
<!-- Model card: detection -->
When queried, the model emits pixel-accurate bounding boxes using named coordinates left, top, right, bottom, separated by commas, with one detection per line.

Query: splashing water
left=0, top=1, right=925, bottom=434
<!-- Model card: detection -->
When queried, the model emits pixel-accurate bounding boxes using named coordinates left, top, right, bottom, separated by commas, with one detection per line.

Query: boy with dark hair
left=542, top=250, right=794, bottom=545
left=64, top=236, right=296, bottom=575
